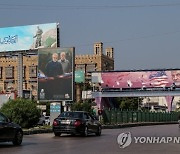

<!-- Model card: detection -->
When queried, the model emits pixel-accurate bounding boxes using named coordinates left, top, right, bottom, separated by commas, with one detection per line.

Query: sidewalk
left=23, top=121, right=178, bottom=135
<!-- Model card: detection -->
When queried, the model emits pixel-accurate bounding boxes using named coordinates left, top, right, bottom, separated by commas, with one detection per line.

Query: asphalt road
left=0, top=124, right=180, bottom=154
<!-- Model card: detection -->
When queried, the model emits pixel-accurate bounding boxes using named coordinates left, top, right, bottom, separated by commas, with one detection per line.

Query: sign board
left=75, top=70, right=85, bottom=83
left=82, top=90, right=92, bottom=99
left=50, top=102, right=61, bottom=125
left=0, top=23, right=58, bottom=52
left=38, top=47, right=74, bottom=101
left=37, top=105, right=47, bottom=110
left=92, top=70, right=180, bottom=90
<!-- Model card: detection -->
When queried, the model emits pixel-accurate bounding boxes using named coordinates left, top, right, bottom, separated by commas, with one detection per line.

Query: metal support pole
left=17, top=53, right=23, bottom=98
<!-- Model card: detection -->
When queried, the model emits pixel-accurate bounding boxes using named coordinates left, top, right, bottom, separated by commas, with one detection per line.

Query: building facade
left=75, top=42, right=114, bottom=102
left=0, top=54, right=38, bottom=99
left=75, top=42, right=114, bottom=72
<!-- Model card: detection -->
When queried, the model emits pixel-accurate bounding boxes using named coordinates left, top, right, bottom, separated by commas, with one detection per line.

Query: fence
left=102, top=109, right=179, bottom=125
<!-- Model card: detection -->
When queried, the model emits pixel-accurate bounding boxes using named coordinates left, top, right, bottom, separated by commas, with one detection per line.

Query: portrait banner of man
left=171, top=70, right=180, bottom=86
left=38, top=48, right=74, bottom=101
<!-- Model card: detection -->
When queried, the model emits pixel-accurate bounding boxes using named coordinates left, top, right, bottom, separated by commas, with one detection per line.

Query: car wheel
left=12, top=130, right=23, bottom=146
left=83, top=126, right=88, bottom=137
left=54, top=132, right=61, bottom=137
left=95, top=126, right=101, bottom=136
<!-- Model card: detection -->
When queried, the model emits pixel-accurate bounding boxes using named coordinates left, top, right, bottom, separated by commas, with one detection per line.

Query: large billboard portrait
left=38, top=48, right=74, bottom=101
left=0, top=23, right=58, bottom=52
left=92, top=70, right=180, bottom=90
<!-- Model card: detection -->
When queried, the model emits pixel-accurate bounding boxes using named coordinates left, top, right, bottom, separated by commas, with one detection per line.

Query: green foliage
left=71, top=101, right=93, bottom=114
left=0, top=98, right=41, bottom=128
left=115, top=97, right=143, bottom=110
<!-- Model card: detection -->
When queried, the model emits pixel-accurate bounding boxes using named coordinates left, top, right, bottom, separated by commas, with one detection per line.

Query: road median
left=23, top=121, right=178, bottom=135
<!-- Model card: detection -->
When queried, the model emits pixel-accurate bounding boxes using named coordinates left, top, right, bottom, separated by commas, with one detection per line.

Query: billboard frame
left=91, top=69, right=180, bottom=91
left=37, top=47, right=75, bottom=102
left=0, top=23, right=58, bottom=52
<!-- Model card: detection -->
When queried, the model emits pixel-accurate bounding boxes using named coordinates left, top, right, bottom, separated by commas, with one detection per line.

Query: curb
left=23, top=122, right=178, bottom=135
left=23, top=128, right=53, bottom=135
left=102, top=121, right=178, bottom=129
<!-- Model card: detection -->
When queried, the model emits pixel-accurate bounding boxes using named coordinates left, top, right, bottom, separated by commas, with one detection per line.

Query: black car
left=0, top=112, right=23, bottom=145
left=53, top=111, right=101, bottom=137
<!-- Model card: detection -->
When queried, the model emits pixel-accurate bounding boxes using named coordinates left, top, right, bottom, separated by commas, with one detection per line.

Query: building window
left=0, top=67, right=2, bottom=79
left=76, top=64, right=85, bottom=72
left=23, top=66, right=26, bottom=79
left=5, top=66, right=14, bottom=79
left=86, top=64, right=96, bottom=72
left=29, top=66, right=37, bottom=78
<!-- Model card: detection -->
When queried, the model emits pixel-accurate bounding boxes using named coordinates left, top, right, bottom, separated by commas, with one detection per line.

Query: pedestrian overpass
left=92, top=90, right=180, bottom=98
left=92, top=90, right=180, bottom=111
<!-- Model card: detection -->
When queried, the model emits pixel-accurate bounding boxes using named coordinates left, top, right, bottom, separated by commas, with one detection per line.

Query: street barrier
left=102, top=109, right=179, bottom=125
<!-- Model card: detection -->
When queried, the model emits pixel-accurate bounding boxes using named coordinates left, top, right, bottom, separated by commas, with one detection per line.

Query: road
left=0, top=124, right=180, bottom=154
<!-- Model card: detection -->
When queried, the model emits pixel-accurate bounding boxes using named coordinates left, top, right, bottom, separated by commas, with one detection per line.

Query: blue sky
left=0, top=0, right=180, bottom=70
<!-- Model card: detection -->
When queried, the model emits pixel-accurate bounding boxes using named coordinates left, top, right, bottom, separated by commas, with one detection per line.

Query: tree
left=71, top=101, right=93, bottom=114
left=0, top=98, right=41, bottom=128
left=115, top=97, right=143, bottom=110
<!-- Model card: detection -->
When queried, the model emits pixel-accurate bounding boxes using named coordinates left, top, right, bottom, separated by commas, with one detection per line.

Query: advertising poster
left=0, top=23, right=57, bottom=52
left=38, top=48, right=74, bottom=101
left=92, top=70, right=180, bottom=90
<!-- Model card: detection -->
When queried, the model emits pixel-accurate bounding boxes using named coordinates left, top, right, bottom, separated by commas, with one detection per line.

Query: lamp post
left=147, top=97, right=150, bottom=110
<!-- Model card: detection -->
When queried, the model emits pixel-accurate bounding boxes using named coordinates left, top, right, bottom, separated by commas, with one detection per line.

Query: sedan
left=53, top=111, right=101, bottom=137
left=0, top=112, right=23, bottom=145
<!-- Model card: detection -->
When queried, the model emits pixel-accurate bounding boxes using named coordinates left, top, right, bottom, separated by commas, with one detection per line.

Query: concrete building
left=0, top=54, right=38, bottom=99
left=75, top=42, right=114, bottom=102
left=142, top=96, right=180, bottom=111
left=75, top=42, right=114, bottom=71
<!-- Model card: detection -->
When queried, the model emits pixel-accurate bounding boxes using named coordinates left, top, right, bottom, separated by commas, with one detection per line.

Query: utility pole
left=17, top=52, right=23, bottom=98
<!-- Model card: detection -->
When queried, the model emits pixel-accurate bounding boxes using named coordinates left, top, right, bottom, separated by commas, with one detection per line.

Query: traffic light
left=98, top=109, right=103, bottom=115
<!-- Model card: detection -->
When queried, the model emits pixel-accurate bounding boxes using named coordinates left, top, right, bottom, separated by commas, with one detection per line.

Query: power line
left=73, top=30, right=180, bottom=48
left=0, top=3, right=180, bottom=10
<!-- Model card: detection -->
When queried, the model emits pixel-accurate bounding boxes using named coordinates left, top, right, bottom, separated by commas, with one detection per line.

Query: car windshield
left=59, top=112, right=83, bottom=119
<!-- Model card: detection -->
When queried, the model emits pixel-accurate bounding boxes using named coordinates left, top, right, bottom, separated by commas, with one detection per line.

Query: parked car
left=0, top=112, right=23, bottom=145
left=45, top=116, right=50, bottom=125
left=38, top=115, right=50, bottom=126
left=53, top=111, right=101, bottom=137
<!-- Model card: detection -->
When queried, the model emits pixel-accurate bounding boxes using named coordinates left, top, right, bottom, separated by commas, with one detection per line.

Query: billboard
left=92, top=70, right=180, bottom=90
left=75, top=70, right=85, bottom=83
left=0, top=23, right=58, bottom=52
left=38, top=48, right=74, bottom=101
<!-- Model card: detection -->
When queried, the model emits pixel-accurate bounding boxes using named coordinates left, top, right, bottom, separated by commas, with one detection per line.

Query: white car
left=45, top=116, right=50, bottom=125
left=38, top=116, right=50, bottom=126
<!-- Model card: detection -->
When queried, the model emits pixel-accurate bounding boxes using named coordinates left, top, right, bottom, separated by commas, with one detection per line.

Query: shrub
left=0, top=98, right=41, bottom=128
left=71, top=102, right=93, bottom=114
